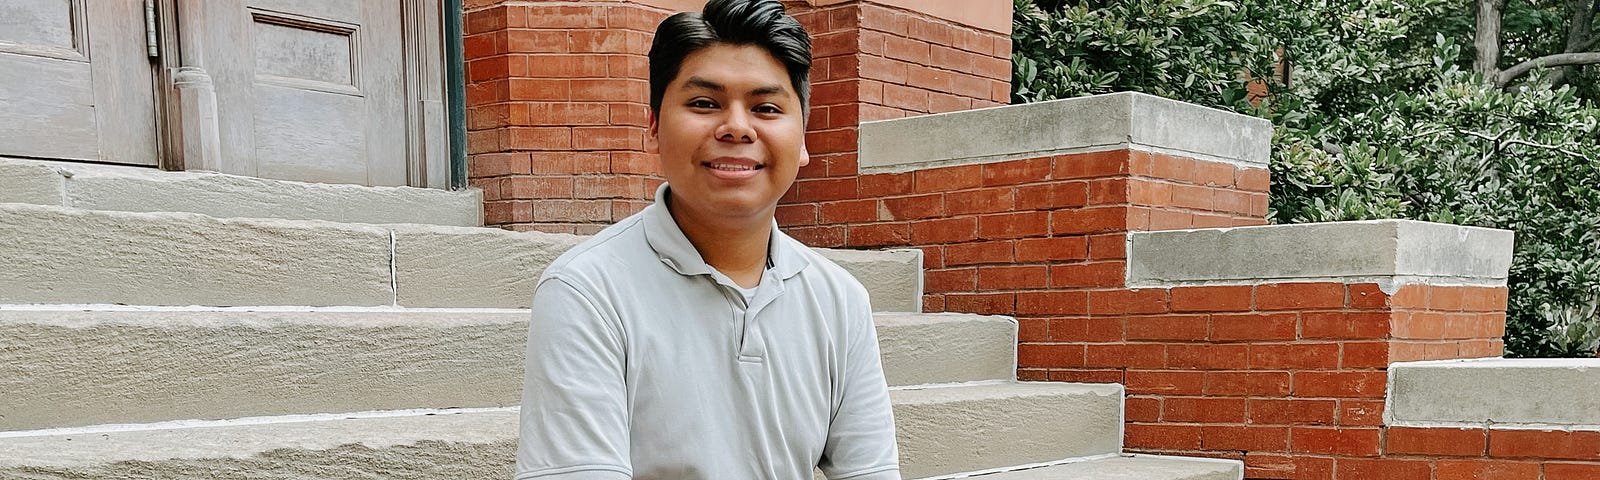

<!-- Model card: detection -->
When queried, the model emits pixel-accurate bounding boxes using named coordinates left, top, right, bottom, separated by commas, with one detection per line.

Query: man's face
left=649, top=43, right=808, bottom=223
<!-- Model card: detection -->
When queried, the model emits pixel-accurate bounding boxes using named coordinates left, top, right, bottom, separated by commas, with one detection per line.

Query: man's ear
left=797, top=143, right=810, bottom=167
left=645, top=110, right=660, bottom=154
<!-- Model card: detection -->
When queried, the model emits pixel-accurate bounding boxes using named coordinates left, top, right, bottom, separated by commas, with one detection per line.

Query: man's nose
left=716, top=109, right=756, bottom=143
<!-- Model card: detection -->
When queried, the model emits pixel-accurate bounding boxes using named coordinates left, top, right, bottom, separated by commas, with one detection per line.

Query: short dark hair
left=647, top=0, right=812, bottom=117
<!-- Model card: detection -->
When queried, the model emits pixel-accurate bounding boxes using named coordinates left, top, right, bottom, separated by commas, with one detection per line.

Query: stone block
left=1389, top=358, right=1600, bottom=427
left=892, top=382, right=1124, bottom=478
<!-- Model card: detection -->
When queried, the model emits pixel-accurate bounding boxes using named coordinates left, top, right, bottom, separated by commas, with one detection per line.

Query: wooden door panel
left=0, top=0, right=157, bottom=165
left=253, top=84, right=368, bottom=182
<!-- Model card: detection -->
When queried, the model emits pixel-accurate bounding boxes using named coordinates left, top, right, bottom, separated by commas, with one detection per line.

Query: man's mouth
left=704, top=162, right=764, bottom=171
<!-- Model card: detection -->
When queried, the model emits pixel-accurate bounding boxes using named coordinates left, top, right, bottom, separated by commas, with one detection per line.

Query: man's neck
left=666, top=198, right=773, bottom=289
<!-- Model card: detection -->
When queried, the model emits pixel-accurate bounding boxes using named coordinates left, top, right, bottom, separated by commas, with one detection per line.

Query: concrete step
left=0, top=202, right=922, bottom=311
left=0, top=382, right=1123, bottom=480
left=0, top=156, right=484, bottom=227
left=965, top=454, right=1242, bottom=480
left=892, top=382, right=1123, bottom=479
left=0, top=308, right=1011, bottom=431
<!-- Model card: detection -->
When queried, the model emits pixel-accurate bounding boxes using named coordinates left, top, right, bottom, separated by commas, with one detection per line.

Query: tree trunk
left=1552, top=0, right=1598, bottom=86
left=1475, top=0, right=1508, bottom=78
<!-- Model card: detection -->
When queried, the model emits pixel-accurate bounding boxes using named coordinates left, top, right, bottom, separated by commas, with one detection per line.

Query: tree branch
left=1496, top=52, right=1600, bottom=86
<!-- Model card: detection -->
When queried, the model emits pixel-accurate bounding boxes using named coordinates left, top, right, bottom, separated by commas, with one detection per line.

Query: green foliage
left=1013, top=0, right=1600, bottom=357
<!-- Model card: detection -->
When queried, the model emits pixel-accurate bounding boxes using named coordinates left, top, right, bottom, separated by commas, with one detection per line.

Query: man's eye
left=754, top=104, right=783, bottom=114
left=688, top=99, right=718, bottom=109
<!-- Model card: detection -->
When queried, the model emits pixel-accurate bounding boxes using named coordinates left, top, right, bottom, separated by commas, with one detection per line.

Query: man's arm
left=515, top=277, right=632, bottom=480
left=818, top=288, right=901, bottom=480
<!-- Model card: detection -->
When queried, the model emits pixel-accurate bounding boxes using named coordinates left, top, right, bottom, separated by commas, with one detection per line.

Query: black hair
left=647, top=0, right=812, bottom=117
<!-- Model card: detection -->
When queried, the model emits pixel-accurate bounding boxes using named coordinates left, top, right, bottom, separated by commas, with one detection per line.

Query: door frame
left=152, top=0, right=449, bottom=188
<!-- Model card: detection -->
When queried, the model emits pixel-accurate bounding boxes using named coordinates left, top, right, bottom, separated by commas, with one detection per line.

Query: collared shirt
left=514, top=184, right=901, bottom=480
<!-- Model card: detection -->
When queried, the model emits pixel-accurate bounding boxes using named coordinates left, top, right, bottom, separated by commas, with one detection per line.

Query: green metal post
left=445, top=0, right=468, bottom=190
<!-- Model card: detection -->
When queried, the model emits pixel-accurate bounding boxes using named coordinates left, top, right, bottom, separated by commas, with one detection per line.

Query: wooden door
left=185, top=0, right=412, bottom=186
left=0, top=0, right=160, bottom=166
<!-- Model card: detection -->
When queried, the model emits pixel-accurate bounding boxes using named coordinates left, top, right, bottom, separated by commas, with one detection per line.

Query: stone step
left=0, top=308, right=1012, bottom=431
left=966, top=455, right=1242, bottom=480
left=0, top=382, right=1122, bottom=480
left=0, top=202, right=923, bottom=311
left=0, top=156, right=484, bottom=227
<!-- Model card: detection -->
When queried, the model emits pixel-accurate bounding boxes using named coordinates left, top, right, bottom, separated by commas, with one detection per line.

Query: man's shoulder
left=542, top=214, right=650, bottom=283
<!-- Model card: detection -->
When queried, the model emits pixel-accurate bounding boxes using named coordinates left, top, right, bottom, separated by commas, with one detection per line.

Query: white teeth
left=707, top=163, right=758, bottom=171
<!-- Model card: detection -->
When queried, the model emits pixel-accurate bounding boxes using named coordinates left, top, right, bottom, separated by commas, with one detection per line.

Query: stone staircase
left=0, top=157, right=1241, bottom=479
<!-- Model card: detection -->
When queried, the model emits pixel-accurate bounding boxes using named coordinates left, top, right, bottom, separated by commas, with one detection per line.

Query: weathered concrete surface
left=393, top=225, right=585, bottom=308
left=859, top=92, right=1272, bottom=173
left=1128, top=220, right=1514, bottom=291
left=0, top=159, right=66, bottom=204
left=877, top=314, right=1015, bottom=386
left=976, top=455, right=1242, bottom=480
left=1389, top=358, right=1600, bottom=426
left=816, top=247, right=924, bottom=313
left=0, top=156, right=483, bottom=226
left=892, top=382, right=1124, bottom=479
left=0, top=204, right=394, bottom=306
left=0, top=410, right=520, bottom=479
left=0, top=309, right=1005, bottom=430
left=1, top=382, right=1126, bottom=479
left=0, top=310, right=528, bottom=431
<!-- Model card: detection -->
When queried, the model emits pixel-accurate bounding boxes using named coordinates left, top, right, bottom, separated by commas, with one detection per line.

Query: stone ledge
left=0, top=156, right=483, bottom=227
left=1126, top=220, right=1514, bottom=292
left=1388, top=358, right=1600, bottom=428
left=858, top=92, right=1272, bottom=174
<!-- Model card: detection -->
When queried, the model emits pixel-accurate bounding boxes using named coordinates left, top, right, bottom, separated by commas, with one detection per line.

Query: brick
left=1429, top=285, right=1468, bottom=311
left=524, top=5, right=605, bottom=28
left=881, top=83, right=928, bottom=112
left=1436, top=460, right=1542, bottom=480
left=1087, top=178, right=1131, bottom=205
left=1127, top=179, right=1173, bottom=205
left=924, top=267, right=977, bottom=294
left=1334, top=458, right=1431, bottom=479
left=943, top=187, right=1015, bottom=216
left=794, top=177, right=859, bottom=202
left=528, top=199, right=610, bottom=223
left=1205, top=371, right=1290, bottom=397
left=1126, top=396, right=1162, bottom=422
left=527, top=101, right=613, bottom=126
left=910, top=216, right=978, bottom=244
left=572, top=126, right=642, bottom=150
left=1168, top=286, right=1253, bottom=312
left=1049, top=262, right=1125, bottom=288
left=879, top=194, right=944, bottom=220
left=1302, top=312, right=1392, bottom=339
left=1016, top=291, right=1088, bottom=315
left=470, top=152, right=531, bottom=177
left=1146, top=208, right=1194, bottom=230
left=1341, top=341, right=1391, bottom=369
left=1292, top=371, right=1387, bottom=398
left=1125, top=370, right=1205, bottom=395
left=508, top=79, right=569, bottom=101
left=1204, top=425, right=1291, bottom=451
left=805, top=128, right=857, bottom=155
left=1236, top=167, right=1270, bottom=192
left=1017, top=318, right=1048, bottom=342
left=1015, top=236, right=1089, bottom=262
left=1211, top=313, right=1298, bottom=342
left=1387, top=426, right=1485, bottom=456
left=1050, top=317, right=1124, bottom=342
left=1090, top=289, right=1168, bottom=315
left=525, top=55, right=609, bottom=77
left=506, top=126, right=572, bottom=150
left=1053, top=207, right=1132, bottom=235
left=858, top=173, right=915, bottom=196
left=982, top=157, right=1053, bottom=186
left=1338, top=399, right=1385, bottom=426
left=1488, top=429, right=1600, bottom=460
left=845, top=223, right=910, bottom=247
left=572, top=176, right=638, bottom=199
left=945, top=240, right=1013, bottom=266
left=913, top=165, right=983, bottom=193
left=978, top=212, right=1049, bottom=240
left=1256, top=283, right=1347, bottom=310
left=1394, top=312, right=1448, bottom=339
left=1015, top=182, right=1087, bottom=210
left=1170, top=184, right=1215, bottom=210
left=1017, top=343, right=1085, bottom=368
left=1166, top=344, right=1248, bottom=370
left=1126, top=423, right=1204, bottom=450
left=1250, top=398, right=1337, bottom=425
left=1089, top=233, right=1127, bottom=260
left=1124, top=314, right=1208, bottom=341
left=775, top=203, right=817, bottom=226
left=609, top=151, right=657, bottom=175
left=1164, top=397, right=1247, bottom=423
left=1547, top=463, right=1600, bottom=480
left=977, top=265, right=1048, bottom=290
left=943, top=292, right=1014, bottom=315
left=819, top=199, right=878, bottom=224
left=1048, top=369, right=1123, bottom=384
left=785, top=225, right=845, bottom=247
left=1290, top=427, right=1381, bottom=456
left=569, top=79, right=647, bottom=103
left=1055, top=150, right=1131, bottom=179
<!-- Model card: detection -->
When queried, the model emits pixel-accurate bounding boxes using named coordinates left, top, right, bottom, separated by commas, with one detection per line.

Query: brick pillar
left=463, top=0, right=1011, bottom=233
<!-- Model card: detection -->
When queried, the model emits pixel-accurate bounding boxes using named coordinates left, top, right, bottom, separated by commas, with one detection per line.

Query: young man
left=513, top=1, right=901, bottom=479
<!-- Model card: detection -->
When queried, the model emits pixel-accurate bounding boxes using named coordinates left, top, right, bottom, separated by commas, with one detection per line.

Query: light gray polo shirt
left=514, top=185, right=901, bottom=480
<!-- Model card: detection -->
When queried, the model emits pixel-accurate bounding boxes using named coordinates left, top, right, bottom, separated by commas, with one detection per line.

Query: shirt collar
left=642, top=183, right=809, bottom=281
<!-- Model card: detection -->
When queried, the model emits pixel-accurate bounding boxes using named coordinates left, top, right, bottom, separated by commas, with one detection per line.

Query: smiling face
left=649, top=43, right=808, bottom=226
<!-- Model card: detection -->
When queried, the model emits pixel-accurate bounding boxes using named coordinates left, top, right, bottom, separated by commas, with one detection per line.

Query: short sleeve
left=515, top=277, right=633, bottom=480
left=817, top=285, right=901, bottom=480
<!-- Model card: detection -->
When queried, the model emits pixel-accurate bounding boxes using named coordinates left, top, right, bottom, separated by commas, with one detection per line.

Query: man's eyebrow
left=681, top=76, right=791, bottom=97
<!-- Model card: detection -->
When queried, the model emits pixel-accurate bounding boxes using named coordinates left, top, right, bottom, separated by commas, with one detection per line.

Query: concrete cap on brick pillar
left=1125, top=220, right=1514, bottom=293
left=858, top=92, right=1272, bottom=174
left=1388, top=358, right=1600, bottom=428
